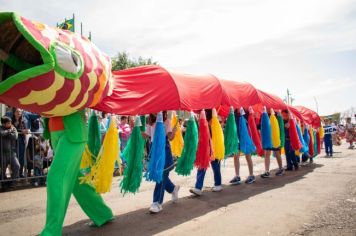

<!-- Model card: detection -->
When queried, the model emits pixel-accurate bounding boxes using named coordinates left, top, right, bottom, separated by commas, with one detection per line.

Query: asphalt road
left=0, top=144, right=355, bottom=236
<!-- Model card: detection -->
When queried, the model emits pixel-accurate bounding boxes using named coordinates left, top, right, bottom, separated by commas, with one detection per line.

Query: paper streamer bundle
left=296, top=123, right=308, bottom=153
left=175, top=112, right=199, bottom=176
left=145, top=112, right=166, bottom=183
left=248, top=107, right=264, bottom=156
left=224, top=107, right=239, bottom=156
left=308, top=128, right=315, bottom=157
left=270, top=109, right=281, bottom=148
left=120, top=116, right=145, bottom=194
left=80, top=116, right=119, bottom=193
left=239, top=108, right=256, bottom=155
left=170, top=111, right=184, bottom=157
left=276, top=112, right=285, bottom=148
left=211, top=108, right=225, bottom=160
left=302, top=126, right=310, bottom=154
left=289, top=117, right=302, bottom=151
left=80, top=111, right=102, bottom=171
left=261, top=107, right=272, bottom=150
left=195, top=110, right=212, bottom=170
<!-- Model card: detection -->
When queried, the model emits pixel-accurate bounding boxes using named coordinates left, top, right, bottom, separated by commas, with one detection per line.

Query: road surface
left=0, top=144, right=355, bottom=236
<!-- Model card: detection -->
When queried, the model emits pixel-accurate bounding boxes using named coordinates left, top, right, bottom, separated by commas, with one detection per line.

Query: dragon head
left=0, top=12, right=113, bottom=117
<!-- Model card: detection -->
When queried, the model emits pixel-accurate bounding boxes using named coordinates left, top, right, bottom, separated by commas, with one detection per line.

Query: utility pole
left=285, top=88, right=294, bottom=105
left=313, top=96, right=319, bottom=114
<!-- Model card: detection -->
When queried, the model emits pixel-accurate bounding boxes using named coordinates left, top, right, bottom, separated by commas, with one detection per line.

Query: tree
left=111, top=51, right=158, bottom=71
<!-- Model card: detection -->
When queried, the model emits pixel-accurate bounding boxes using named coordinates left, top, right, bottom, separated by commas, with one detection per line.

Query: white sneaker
left=212, top=185, right=223, bottom=192
left=189, top=188, right=202, bottom=196
left=149, top=202, right=162, bottom=213
left=172, top=185, right=180, bottom=202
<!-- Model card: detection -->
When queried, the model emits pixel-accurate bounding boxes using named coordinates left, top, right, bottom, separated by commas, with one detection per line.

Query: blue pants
left=195, top=159, right=221, bottom=190
left=153, top=139, right=175, bottom=204
left=324, top=135, right=333, bottom=156
left=285, top=140, right=298, bottom=169
left=153, top=170, right=175, bottom=204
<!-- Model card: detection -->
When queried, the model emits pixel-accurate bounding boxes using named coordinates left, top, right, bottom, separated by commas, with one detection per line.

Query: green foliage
left=111, top=51, right=158, bottom=70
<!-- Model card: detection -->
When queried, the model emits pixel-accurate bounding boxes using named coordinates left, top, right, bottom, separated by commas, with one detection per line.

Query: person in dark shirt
left=323, top=118, right=336, bottom=157
left=0, top=116, right=20, bottom=190
left=281, top=110, right=299, bottom=170
left=10, top=108, right=30, bottom=178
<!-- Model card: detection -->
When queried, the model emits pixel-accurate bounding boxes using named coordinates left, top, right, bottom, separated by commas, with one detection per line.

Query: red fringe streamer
left=248, top=115, right=264, bottom=156
left=195, top=118, right=212, bottom=170
left=289, top=118, right=302, bottom=151
left=308, top=129, right=314, bottom=157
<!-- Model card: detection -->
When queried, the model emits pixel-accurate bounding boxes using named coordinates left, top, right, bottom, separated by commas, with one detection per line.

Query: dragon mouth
left=0, top=15, right=44, bottom=83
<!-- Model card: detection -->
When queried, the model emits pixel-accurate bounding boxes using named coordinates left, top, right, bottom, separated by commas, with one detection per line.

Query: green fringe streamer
left=277, top=112, right=285, bottom=148
left=224, top=108, right=239, bottom=156
left=175, top=115, right=198, bottom=176
left=88, top=111, right=102, bottom=159
left=140, top=115, right=146, bottom=132
left=120, top=124, right=145, bottom=194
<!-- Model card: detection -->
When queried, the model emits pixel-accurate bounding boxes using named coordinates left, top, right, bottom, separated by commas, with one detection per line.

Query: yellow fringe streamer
left=80, top=117, right=119, bottom=193
left=270, top=113, right=281, bottom=148
left=80, top=145, right=94, bottom=169
left=319, top=126, right=324, bottom=139
left=170, top=114, right=184, bottom=157
left=211, top=112, right=225, bottom=160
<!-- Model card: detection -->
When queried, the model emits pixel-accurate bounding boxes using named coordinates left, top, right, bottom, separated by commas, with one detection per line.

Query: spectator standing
left=33, top=146, right=44, bottom=187
left=345, top=117, right=354, bottom=149
left=323, top=119, right=337, bottom=157
left=118, top=116, right=131, bottom=151
left=11, top=108, right=30, bottom=178
left=26, top=134, right=38, bottom=177
left=0, top=116, right=20, bottom=190
left=43, top=141, right=53, bottom=172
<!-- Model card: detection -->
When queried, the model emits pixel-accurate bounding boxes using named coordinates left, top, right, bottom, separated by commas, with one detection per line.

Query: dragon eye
left=51, top=42, right=83, bottom=79
left=55, top=43, right=81, bottom=73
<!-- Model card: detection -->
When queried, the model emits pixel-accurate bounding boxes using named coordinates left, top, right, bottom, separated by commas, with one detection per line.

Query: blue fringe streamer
left=145, top=121, right=166, bottom=183
left=303, top=127, right=310, bottom=153
left=239, top=116, right=256, bottom=155
left=261, top=112, right=272, bottom=149
left=296, top=124, right=307, bottom=153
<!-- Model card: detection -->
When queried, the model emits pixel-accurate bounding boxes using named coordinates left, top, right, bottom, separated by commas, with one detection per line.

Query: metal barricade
left=0, top=131, right=52, bottom=190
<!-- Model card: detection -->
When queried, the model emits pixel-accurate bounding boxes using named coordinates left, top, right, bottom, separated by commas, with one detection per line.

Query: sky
left=1, top=0, right=356, bottom=116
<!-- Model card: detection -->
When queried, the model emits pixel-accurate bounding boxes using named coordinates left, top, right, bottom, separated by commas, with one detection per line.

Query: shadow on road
left=63, top=163, right=323, bottom=236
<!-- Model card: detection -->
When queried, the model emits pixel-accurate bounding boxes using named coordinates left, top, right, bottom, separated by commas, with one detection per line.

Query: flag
left=58, top=16, right=75, bottom=32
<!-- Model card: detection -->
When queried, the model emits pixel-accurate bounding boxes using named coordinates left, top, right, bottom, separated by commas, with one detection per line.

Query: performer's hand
left=172, top=126, right=177, bottom=134
left=0, top=49, right=9, bottom=61
left=23, top=129, right=30, bottom=135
